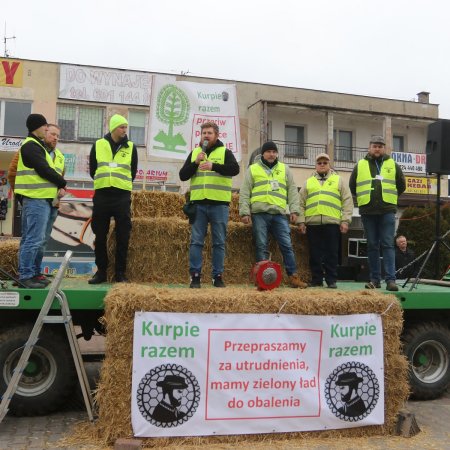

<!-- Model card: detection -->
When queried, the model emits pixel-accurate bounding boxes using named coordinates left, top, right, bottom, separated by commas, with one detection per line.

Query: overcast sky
left=3, top=0, right=450, bottom=117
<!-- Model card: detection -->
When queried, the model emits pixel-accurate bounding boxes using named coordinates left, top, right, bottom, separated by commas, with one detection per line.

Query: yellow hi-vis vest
left=93, top=139, right=133, bottom=191
left=190, top=146, right=232, bottom=202
left=356, top=159, right=397, bottom=206
left=250, top=161, right=287, bottom=209
left=305, top=174, right=342, bottom=219
left=14, top=137, right=58, bottom=199
left=52, top=148, right=65, bottom=176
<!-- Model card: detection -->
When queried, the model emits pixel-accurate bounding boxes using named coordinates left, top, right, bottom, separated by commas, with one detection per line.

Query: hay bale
left=108, top=219, right=310, bottom=284
left=0, top=239, right=19, bottom=276
left=131, top=191, right=186, bottom=220
left=131, top=191, right=246, bottom=223
left=78, top=287, right=408, bottom=448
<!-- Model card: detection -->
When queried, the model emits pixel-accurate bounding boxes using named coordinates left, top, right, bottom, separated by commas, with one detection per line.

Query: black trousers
left=306, top=224, right=340, bottom=285
left=91, top=190, right=131, bottom=274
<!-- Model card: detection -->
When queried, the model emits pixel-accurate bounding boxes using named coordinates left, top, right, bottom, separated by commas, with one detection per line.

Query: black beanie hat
left=261, top=141, right=278, bottom=154
left=26, top=114, right=48, bottom=133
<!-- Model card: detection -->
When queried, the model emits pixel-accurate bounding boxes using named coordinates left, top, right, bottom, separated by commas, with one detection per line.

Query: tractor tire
left=402, top=322, right=450, bottom=400
left=0, top=324, right=77, bottom=416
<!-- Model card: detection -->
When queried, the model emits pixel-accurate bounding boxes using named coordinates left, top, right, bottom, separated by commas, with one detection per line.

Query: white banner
left=391, top=151, right=426, bottom=174
left=148, top=78, right=241, bottom=161
left=59, top=64, right=152, bottom=106
left=0, top=136, right=22, bottom=152
left=132, top=312, right=384, bottom=437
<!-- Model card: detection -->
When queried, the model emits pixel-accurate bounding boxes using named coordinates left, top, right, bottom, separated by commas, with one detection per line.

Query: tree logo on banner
left=153, top=84, right=190, bottom=153
left=324, top=361, right=379, bottom=422
left=136, top=363, right=200, bottom=428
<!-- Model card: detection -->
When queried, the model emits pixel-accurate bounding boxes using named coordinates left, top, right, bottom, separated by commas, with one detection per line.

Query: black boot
left=115, top=272, right=129, bottom=283
left=88, top=271, right=107, bottom=284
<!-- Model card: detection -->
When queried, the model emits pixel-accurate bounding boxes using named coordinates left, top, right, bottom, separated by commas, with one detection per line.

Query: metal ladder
left=0, top=250, right=95, bottom=423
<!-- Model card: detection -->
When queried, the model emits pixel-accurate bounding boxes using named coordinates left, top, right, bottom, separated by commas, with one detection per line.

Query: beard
left=168, top=391, right=181, bottom=407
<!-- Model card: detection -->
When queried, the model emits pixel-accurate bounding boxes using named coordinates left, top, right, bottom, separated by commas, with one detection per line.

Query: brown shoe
left=288, top=273, right=308, bottom=289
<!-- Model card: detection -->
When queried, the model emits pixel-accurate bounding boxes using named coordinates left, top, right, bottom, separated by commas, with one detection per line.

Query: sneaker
left=386, top=281, right=399, bottom=292
left=33, top=275, right=51, bottom=286
left=212, top=274, right=225, bottom=288
left=190, top=273, right=201, bottom=288
left=88, top=271, right=107, bottom=285
left=115, top=272, right=129, bottom=283
left=288, top=273, right=308, bottom=289
left=20, top=278, right=46, bottom=289
left=365, top=281, right=381, bottom=289
left=327, top=282, right=337, bottom=289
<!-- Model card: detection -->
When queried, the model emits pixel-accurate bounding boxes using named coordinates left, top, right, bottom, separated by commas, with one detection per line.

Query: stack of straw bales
left=72, top=286, right=408, bottom=448
left=109, top=191, right=310, bottom=284
left=0, top=239, right=19, bottom=276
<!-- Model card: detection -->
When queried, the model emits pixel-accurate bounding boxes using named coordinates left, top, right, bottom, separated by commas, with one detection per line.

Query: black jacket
left=19, top=133, right=67, bottom=194
left=395, top=247, right=417, bottom=278
left=179, top=139, right=240, bottom=205
left=89, top=133, right=138, bottom=193
left=349, top=154, right=406, bottom=215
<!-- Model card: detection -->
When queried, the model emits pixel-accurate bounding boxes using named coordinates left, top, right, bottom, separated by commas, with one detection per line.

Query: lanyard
left=374, top=159, right=383, bottom=175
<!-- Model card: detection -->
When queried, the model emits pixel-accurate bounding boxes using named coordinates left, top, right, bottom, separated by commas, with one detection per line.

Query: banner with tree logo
left=148, top=77, right=241, bottom=161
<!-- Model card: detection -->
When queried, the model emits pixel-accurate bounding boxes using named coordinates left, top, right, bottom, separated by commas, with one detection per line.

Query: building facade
left=0, top=57, right=444, bottom=240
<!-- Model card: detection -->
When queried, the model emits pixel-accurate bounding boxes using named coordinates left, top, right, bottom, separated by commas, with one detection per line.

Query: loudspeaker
left=426, top=119, right=450, bottom=175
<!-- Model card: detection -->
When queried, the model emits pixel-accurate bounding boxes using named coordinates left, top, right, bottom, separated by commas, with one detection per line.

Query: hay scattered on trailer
left=0, top=239, right=19, bottom=276
left=107, top=218, right=310, bottom=284
left=67, top=287, right=409, bottom=448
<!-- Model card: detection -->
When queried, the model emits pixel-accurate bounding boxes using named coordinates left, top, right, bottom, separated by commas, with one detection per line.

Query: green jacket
left=239, top=158, right=300, bottom=216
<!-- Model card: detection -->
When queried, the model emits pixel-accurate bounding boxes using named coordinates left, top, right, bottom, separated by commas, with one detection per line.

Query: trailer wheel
left=0, top=324, right=77, bottom=416
left=402, top=322, right=450, bottom=400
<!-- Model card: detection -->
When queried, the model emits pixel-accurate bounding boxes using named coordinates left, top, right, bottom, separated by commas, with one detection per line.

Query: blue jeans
left=252, top=213, right=297, bottom=276
left=361, top=212, right=396, bottom=283
left=34, top=207, right=58, bottom=276
left=189, top=204, right=229, bottom=277
left=19, top=198, right=51, bottom=281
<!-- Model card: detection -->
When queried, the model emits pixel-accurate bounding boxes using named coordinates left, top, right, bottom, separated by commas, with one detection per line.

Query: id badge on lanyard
left=270, top=179, right=280, bottom=191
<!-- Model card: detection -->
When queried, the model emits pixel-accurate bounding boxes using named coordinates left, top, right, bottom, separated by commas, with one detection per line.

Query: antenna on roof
left=3, top=22, right=16, bottom=57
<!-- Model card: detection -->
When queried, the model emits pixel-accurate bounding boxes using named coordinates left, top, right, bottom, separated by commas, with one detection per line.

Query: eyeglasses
left=316, top=161, right=329, bottom=165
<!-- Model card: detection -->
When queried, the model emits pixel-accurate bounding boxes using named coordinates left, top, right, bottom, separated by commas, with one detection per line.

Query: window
left=57, top=104, right=104, bottom=142
left=393, top=135, right=404, bottom=152
left=0, top=101, right=32, bottom=137
left=284, top=125, right=305, bottom=157
left=128, top=110, right=147, bottom=145
left=334, top=129, right=353, bottom=161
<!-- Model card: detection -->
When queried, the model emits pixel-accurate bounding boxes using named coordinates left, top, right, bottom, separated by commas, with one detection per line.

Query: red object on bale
left=250, top=260, right=282, bottom=290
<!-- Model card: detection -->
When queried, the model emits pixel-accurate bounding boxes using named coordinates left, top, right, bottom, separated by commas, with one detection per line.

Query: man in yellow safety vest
left=239, top=141, right=307, bottom=288
left=349, top=135, right=405, bottom=291
left=88, top=114, right=138, bottom=284
left=179, top=121, right=239, bottom=288
left=15, top=114, right=67, bottom=288
left=298, top=153, right=353, bottom=288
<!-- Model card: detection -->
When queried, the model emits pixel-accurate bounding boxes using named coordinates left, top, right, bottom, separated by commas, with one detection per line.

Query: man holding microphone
left=179, top=121, right=239, bottom=288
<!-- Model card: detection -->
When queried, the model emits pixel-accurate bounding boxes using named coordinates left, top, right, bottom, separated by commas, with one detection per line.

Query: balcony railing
left=333, top=146, right=368, bottom=170
left=272, top=141, right=327, bottom=167
left=272, top=141, right=426, bottom=171
left=273, top=141, right=369, bottom=170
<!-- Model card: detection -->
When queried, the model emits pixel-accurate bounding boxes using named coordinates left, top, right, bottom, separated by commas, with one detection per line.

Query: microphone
left=202, top=140, right=208, bottom=152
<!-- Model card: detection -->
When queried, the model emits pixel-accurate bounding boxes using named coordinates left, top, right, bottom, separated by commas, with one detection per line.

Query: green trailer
left=0, top=280, right=449, bottom=416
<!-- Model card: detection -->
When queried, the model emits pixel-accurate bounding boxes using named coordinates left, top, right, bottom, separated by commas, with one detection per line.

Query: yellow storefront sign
left=405, top=176, right=437, bottom=195
left=0, top=59, right=23, bottom=87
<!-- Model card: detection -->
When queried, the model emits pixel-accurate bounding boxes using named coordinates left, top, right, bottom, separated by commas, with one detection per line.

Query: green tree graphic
left=153, top=84, right=190, bottom=153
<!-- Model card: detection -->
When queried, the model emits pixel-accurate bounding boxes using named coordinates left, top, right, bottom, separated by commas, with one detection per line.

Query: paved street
left=1, top=334, right=449, bottom=449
